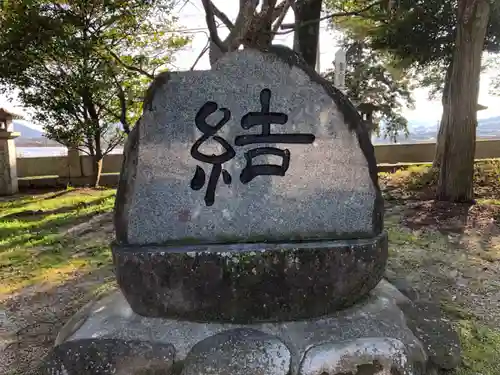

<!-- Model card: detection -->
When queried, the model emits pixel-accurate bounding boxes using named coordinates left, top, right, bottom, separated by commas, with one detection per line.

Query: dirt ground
left=0, top=206, right=116, bottom=375
left=1, top=179, right=500, bottom=374
left=386, top=201, right=500, bottom=326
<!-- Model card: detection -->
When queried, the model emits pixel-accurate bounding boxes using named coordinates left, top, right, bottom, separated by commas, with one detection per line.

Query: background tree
left=325, top=0, right=500, bottom=201
left=201, top=0, right=288, bottom=64
left=293, top=0, right=322, bottom=68
left=201, top=0, right=395, bottom=69
left=436, top=0, right=491, bottom=202
left=0, top=0, right=188, bottom=186
left=486, top=54, right=500, bottom=95
left=323, top=40, right=415, bottom=141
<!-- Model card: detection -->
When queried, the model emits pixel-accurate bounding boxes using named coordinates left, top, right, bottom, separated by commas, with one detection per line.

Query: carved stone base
left=38, top=280, right=461, bottom=375
left=112, top=233, right=388, bottom=323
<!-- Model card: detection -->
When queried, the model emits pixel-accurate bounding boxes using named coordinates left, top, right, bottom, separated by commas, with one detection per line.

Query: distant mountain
left=13, top=120, right=44, bottom=138
left=13, top=119, right=126, bottom=148
left=373, top=116, right=500, bottom=144
left=11, top=116, right=500, bottom=147
left=13, top=120, right=61, bottom=147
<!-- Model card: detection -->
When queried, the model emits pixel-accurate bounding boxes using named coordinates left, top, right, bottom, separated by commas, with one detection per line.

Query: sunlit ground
left=1, top=181, right=499, bottom=374
left=0, top=188, right=115, bottom=296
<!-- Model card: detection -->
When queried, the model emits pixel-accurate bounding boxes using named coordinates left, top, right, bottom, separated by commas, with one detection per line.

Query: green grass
left=475, top=198, right=500, bottom=205
left=442, top=300, right=500, bottom=374
left=457, top=320, right=500, bottom=375
left=0, top=188, right=116, bottom=295
left=1, top=187, right=500, bottom=374
left=380, top=158, right=500, bottom=201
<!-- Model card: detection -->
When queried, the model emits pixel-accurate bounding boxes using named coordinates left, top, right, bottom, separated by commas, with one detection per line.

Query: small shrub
left=385, top=164, right=438, bottom=191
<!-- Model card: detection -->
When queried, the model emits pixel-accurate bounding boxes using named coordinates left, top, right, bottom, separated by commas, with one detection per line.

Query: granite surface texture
left=112, top=233, right=388, bottom=322
left=115, top=47, right=383, bottom=245
left=181, top=328, right=291, bottom=375
left=38, top=338, right=175, bottom=375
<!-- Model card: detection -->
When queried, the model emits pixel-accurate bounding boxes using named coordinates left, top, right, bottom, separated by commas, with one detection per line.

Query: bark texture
left=91, top=156, right=103, bottom=188
left=433, top=61, right=453, bottom=168
left=436, top=0, right=490, bottom=202
left=205, top=0, right=323, bottom=67
left=294, top=0, right=322, bottom=69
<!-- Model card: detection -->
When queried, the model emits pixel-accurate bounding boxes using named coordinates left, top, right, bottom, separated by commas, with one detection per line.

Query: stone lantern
left=0, top=108, right=23, bottom=195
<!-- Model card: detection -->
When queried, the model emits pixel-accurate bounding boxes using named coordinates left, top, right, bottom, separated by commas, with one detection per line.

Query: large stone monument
left=39, top=46, right=461, bottom=375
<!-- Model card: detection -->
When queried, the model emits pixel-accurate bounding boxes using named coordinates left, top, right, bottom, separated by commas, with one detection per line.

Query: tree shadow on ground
left=401, top=200, right=473, bottom=234
left=0, top=190, right=74, bottom=211
left=398, top=199, right=500, bottom=253
left=0, top=195, right=114, bottom=253
left=2, top=196, right=112, bottom=221
left=0, top=188, right=117, bottom=374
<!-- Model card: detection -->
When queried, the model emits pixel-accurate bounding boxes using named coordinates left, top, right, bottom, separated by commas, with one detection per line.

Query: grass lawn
left=0, top=187, right=116, bottom=296
left=1, top=181, right=500, bottom=374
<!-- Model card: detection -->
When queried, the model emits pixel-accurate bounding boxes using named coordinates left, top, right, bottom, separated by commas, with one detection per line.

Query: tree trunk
left=90, top=155, right=103, bottom=188
left=91, top=131, right=103, bottom=188
left=436, top=0, right=490, bottom=202
left=209, top=41, right=224, bottom=66
left=295, top=0, right=322, bottom=69
left=433, top=61, right=454, bottom=168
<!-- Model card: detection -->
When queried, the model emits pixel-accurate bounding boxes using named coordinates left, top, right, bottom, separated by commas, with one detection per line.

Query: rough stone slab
left=113, top=233, right=388, bottom=322
left=115, top=46, right=383, bottom=246
left=50, top=280, right=430, bottom=375
left=37, top=338, right=175, bottom=375
left=299, top=337, right=422, bottom=375
left=398, top=301, right=461, bottom=370
left=181, top=328, right=291, bottom=375
left=384, top=268, right=420, bottom=301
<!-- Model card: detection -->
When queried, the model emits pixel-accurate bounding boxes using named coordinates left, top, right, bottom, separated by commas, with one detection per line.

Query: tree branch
left=191, top=37, right=211, bottom=70
left=103, top=133, right=125, bottom=156
left=74, top=146, right=90, bottom=156
left=211, top=2, right=234, bottom=29
left=105, top=63, right=131, bottom=134
left=116, top=85, right=130, bottom=134
left=272, top=0, right=287, bottom=20
left=201, top=0, right=227, bottom=52
left=279, top=0, right=383, bottom=33
left=225, top=0, right=259, bottom=50
left=271, top=0, right=294, bottom=33
left=100, top=105, right=122, bottom=124
left=262, top=0, right=278, bottom=15
left=106, top=49, right=154, bottom=79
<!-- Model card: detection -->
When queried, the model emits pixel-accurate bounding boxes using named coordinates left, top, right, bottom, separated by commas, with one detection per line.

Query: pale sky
left=2, top=0, right=499, bottom=125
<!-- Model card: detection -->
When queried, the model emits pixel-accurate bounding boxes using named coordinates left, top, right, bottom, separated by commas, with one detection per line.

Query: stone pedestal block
left=0, top=131, right=20, bottom=195
left=38, top=281, right=461, bottom=375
